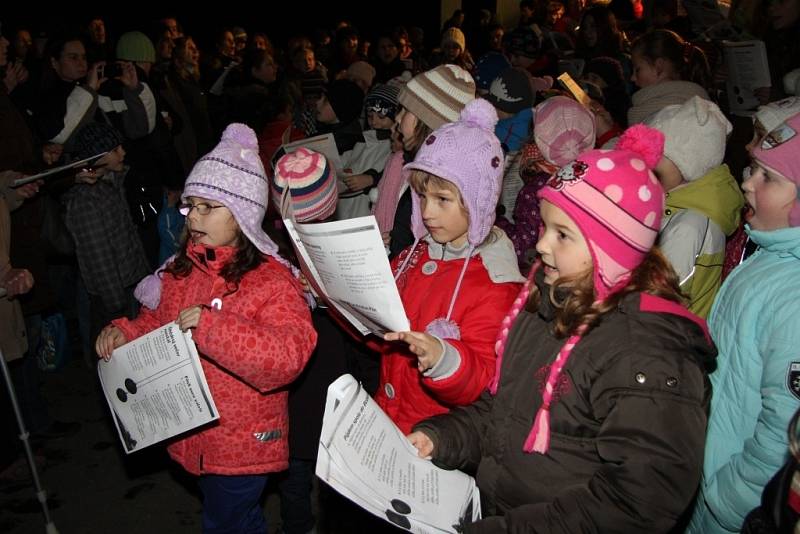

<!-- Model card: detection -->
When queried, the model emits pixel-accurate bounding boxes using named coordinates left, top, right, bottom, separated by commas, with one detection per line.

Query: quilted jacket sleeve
left=421, top=281, right=520, bottom=407
left=702, top=312, right=800, bottom=531
left=193, top=271, right=316, bottom=393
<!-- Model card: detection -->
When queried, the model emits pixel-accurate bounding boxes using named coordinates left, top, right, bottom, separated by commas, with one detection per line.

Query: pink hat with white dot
left=538, top=124, right=666, bottom=300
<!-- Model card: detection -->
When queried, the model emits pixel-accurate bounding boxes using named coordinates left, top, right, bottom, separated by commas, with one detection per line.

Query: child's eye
left=438, top=196, right=450, bottom=203
left=557, top=231, right=568, bottom=240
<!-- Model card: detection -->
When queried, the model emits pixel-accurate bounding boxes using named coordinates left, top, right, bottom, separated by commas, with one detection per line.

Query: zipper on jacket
left=199, top=453, right=204, bottom=473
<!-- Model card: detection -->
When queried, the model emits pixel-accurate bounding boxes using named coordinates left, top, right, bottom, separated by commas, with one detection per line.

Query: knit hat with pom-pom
left=395, top=99, right=504, bottom=341
left=538, top=123, right=666, bottom=300
left=183, top=123, right=291, bottom=269
left=489, top=124, right=667, bottom=456
left=405, top=98, right=504, bottom=246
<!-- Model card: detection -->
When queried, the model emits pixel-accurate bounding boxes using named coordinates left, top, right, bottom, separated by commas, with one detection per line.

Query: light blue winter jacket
left=686, top=225, right=800, bottom=533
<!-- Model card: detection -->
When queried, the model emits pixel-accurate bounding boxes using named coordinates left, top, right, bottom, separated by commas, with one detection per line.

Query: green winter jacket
left=659, top=164, right=744, bottom=318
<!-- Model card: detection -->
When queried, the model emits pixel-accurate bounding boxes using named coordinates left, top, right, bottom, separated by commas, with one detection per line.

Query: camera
left=103, top=62, right=124, bottom=79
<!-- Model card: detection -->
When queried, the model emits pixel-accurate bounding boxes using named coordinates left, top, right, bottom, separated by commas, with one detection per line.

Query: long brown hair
left=526, top=247, right=685, bottom=337
left=166, top=227, right=265, bottom=297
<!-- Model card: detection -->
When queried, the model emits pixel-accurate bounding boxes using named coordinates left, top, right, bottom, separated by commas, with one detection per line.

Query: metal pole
left=0, top=346, right=59, bottom=534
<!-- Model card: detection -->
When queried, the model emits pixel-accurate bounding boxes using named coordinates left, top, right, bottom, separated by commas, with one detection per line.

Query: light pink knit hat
left=533, top=95, right=597, bottom=167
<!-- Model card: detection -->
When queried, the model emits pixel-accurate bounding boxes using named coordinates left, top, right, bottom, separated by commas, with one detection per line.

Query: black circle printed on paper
left=385, top=509, right=411, bottom=530
left=391, top=499, right=411, bottom=515
left=116, top=388, right=128, bottom=402
left=125, top=378, right=138, bottom=394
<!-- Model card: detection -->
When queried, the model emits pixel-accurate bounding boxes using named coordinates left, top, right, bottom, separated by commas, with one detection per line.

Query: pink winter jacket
left=113, top=243, right=316, bottom=476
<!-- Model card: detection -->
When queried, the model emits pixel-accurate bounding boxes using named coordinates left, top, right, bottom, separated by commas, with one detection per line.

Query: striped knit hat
left=397, top=64, right=476, bottom=130
left=489, top=124, right=666, bottom=455
left=183, top=124, right=293, bottom=271
left=272, top=148, right=337, bottom=222
left=365, top=83, right=401, bottom=120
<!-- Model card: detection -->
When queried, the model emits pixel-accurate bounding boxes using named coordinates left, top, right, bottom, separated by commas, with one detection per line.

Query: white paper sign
left=317, top=374, right=481, bottom=533
left=97, top=323, right=218, bottom=453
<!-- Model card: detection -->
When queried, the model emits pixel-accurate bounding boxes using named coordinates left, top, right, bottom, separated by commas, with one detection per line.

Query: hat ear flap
left=694, top=95, right=711, bottom=127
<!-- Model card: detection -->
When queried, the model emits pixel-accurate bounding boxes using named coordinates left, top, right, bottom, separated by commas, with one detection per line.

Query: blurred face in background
left=14, top=30, right=32, bottom=60
left=88, top=18, right=106, bottom=44
left=377, top=37, right=398, bottom=64
left=52, top=40, right=88, bottom=81
left=768, top=0, right=800, bottom=29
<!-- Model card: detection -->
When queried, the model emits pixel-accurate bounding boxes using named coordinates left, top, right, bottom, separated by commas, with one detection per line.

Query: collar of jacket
left=187, top=241, right=238, bottom=273
left=746, top=224, right=800, bottom=259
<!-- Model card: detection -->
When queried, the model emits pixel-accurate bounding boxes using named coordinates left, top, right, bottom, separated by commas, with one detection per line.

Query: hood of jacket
left=666, top=164, right=744, bottom=236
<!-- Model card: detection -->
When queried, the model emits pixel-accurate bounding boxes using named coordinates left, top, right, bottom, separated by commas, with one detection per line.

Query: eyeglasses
left=178, top=202, right=227, bottom=216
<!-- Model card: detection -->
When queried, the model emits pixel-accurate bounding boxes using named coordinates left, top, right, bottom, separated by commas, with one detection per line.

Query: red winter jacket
left=113, top=243, right=316, bottom=476
left=375, top=237, right=522, bottom=434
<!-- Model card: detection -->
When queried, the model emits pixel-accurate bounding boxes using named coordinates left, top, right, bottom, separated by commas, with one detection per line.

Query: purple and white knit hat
left=183, top=123, right=292, bottom=269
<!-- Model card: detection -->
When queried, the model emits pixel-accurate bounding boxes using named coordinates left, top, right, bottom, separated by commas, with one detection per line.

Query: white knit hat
left=397, top=65, right=476, bottom=130
left=755, top=96, right=800, bottom=134
left=646, top=96, right=732, bottom=181
left=441, top=27, right=466, bottom=52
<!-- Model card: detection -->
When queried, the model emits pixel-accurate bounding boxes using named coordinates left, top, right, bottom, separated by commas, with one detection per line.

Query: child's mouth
left=543, top=263, right=558, bottom=278
left=744, top=203, right=755, bottom=221
left=190, top=230, right=206, bottom=241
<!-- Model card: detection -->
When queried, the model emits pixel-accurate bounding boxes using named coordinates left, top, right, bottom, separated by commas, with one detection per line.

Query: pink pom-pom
left=222, top=123, right=258, bottom=150
left=460, top=99, right=498, bottom=131
left=425, top=317, right=462, bottom=340
left=617, top=124, right=664, bottom=169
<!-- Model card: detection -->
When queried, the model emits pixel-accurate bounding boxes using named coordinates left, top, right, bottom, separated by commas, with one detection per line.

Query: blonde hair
left=408, top=170, right=469, bottom=215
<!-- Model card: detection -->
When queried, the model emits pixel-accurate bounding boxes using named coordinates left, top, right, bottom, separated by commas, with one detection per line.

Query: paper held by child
left=11, top=151, right=110, bottom=187
left=283, top=215, right=410, bottom=336
left=97, top=322, right=218, bottom=453
left=557, top=72, right=592, bottom=108
left=317, top=374, right=481, bottom=533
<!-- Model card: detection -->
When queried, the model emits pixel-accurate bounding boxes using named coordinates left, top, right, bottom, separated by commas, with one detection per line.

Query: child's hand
left=343, top=174, right=374, bottom=192
left=42, top=143, right=63, bottom=166
left=96, top=325, right=127, bottom=361
left=177, top=305, right=203, bottom=332
left=381, top=231, right=391, bottom=246
left=384, top=331, right=443, bottom=373
left=407, top=431, right=435, bottom=458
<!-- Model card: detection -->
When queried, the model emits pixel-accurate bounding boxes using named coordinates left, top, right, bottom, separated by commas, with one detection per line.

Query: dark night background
left=0, top=2, right=497, bottom=55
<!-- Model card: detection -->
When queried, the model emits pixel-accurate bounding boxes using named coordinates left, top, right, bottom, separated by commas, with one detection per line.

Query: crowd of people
left=2, top=1, right=800, bottom=532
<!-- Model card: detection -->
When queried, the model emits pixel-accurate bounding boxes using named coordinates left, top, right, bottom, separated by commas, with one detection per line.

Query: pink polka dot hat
left=538, top=124, right=666, bottom=300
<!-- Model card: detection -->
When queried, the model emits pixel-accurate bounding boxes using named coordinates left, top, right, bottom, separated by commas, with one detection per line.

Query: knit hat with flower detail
left=183, top=123, right=293, bottom=271
left=489, top=124, right=666, bottom=455
left=394, top=99, right=504, bottom=340
left=272, top=147, right=337, bottom=222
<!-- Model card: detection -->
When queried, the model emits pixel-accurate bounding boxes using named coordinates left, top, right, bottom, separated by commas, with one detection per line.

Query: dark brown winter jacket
left=414, top=279, right=716, bottom=533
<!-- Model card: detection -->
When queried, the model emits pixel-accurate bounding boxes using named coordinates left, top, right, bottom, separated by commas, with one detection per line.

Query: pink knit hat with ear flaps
left=183, top=123, right=294, bottom=272
left=489, top=124, right=665, bottom=455
left=751, top=111, right=800, bottom=226
left=395, top=99, right=503, bottom=340
left=539, top=124, right=666, bottom=300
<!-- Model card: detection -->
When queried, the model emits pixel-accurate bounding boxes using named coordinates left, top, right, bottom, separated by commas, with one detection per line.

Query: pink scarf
left=371, top=151, right=407, bottom=234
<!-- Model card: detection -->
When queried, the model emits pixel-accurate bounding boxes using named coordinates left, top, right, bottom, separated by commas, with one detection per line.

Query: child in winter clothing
left=64, top=122, right=150, bottom=344
left=335, top=83, right=399, bottom=220
left=628, top=29, right=711, bottom=125
left=96, top=124, right=316, bottom=534
left=485, top=67, right=536, bottom=228
left=686, top=111, right=800, bottom=534
left=647, top=96, right=744, bottom=317
left=378, top=99, right=525, bottom=434
left=382, top=64, right=477, bottom=257
left=409, top=124, right=715, bottom=532
left=497, top=95, right=596, bottom=270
